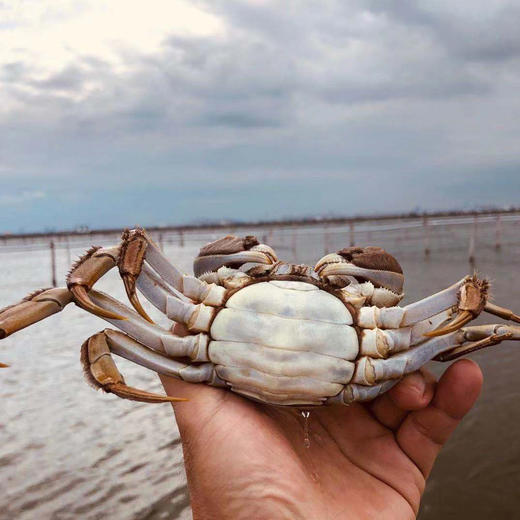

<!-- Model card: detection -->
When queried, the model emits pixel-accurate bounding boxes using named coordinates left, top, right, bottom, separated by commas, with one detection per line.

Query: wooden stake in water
left=159, top=233, right=164, bottom=251
left=468, top=215, right=477, bottom=266
left=179, top=230, right=185, bottom=247
left=65, top=237, right=71, bottom=265
left=423, top=216, right=430, bottom=257
left=50, top=240, right=57, bottom=288
left=495, top=215, right=502, bottom=250
left=324, top=225, right=331, bottom=255
left=349, top=222, right=355, bottom=247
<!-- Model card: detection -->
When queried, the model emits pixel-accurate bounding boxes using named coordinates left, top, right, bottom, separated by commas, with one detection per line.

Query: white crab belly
left=208, top=280, right=358, bottom=405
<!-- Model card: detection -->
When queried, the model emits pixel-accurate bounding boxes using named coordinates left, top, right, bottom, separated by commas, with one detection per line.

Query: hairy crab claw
left=193, top=235, right=278, bottom=277
left=314, top=247, right=405, bottom=308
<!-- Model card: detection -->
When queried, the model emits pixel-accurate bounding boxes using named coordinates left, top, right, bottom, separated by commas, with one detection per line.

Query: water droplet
left=301, top=410, right=311, bottom=448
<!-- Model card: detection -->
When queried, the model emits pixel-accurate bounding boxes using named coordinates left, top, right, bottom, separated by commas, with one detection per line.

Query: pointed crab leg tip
left=122, top=276, right=155, bottom=324
left=424, top=311, right=473, bottom=338
left=129, top=296, right=155, bottom=324
left=107, top=382, right=185, bottom=403
left=0, top=362, right=10, bottom=368
left=70, top=286, right=128, bottom=321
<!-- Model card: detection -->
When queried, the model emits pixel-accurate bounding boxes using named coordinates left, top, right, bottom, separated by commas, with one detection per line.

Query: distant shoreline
left=2, top=207, right=519, bottom=240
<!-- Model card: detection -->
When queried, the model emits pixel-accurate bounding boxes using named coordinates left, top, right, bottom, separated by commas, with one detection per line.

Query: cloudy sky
left=1, top=0, right=520, bottom=232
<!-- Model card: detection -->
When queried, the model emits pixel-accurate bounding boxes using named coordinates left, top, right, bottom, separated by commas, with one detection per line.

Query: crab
left=1, top=228, right=520, bottom=407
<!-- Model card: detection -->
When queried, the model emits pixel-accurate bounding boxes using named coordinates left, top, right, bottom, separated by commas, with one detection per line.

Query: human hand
left=161, top=359, right=482, bottom=520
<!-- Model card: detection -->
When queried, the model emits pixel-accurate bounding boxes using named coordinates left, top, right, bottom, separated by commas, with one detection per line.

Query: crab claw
left=314, top=253, right=346, bottom=274
left=0, top=362, right=9, bottom=368
left=193, top=235, right=277, bottom=277
left=315, top=248, right=404, bottom=296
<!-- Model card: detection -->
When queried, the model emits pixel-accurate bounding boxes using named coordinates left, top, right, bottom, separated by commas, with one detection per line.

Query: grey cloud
left=1, top=61, right=27, bottom=82
left=30, top=66, right=86, bottom=91
left=319, top=76, right=490, bottom=105
left=367, top=1, right=520, bottom=63
left=200, top=111, right=281, bottom=128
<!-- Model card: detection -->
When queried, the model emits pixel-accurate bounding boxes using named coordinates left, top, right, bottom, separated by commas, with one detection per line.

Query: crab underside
left=1, top=229, right=520, bottom=407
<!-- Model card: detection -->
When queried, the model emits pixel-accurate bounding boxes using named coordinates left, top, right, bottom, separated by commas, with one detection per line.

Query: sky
left=1, top=0, right=520, bottom=233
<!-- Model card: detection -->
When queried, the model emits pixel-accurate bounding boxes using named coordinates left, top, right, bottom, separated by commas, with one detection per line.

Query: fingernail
left=407, top=373, right=426, bottom=396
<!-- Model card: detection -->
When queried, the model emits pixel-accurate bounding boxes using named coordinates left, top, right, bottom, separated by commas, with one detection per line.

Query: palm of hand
left=161, top=359, right=482, bottom=520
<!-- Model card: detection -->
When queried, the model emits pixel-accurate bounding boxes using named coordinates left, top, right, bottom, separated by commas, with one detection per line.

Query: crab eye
left=314, top=246, right=404, bottom=298
left=193, top=235, right=277, bottom=277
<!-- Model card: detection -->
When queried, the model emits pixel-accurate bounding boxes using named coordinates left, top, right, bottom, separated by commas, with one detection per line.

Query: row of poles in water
left=46, top=214, right=506, bottom=288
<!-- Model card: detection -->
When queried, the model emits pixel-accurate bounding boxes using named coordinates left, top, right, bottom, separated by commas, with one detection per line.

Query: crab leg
left=82, top=330, right=214, bottom=403
left=67, top=228, right=231, bottom=324
left=0, top=288, right=73, bottom=338
left=483, top=302, right=520, bottom=324
left=352, top=332, right=459, bottom=385
left=358, top=279, right=464, bottom=329
left=87, top=290, right=211, bottom=362
left=359, top=309, right=452, bottom=358
left=111, top=268, right=217, bottom=333
left=401, top=281, right=518, bottom=337
left=66, top=245, right=125, bottom=319
left=136, top=263, right=226, bottom=310
left=435, top=324, right=520, bottom=361
left=357, top=276, right=495, bottom=335
left=65, top=234, right=155, bottom=323
left=127, top=230, right=227, bottom=307
left=352, top=323, right=520, bottom=385
left=137, top=264, right=192, bottom=304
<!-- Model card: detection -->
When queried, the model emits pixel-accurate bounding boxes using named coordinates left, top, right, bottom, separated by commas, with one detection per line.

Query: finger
left=161, top=373, right=208, bottom=400
left=369, top=369, right=436, bottom=431
left=396, top=359, right=483, bottom=477
left=161, top=373, right=229, bottom=431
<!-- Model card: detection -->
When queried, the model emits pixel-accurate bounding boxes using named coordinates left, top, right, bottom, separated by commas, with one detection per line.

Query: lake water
left=1, top=218, right=519, bottom=519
